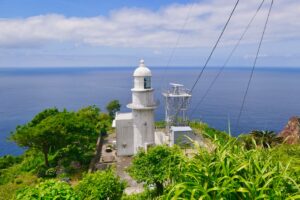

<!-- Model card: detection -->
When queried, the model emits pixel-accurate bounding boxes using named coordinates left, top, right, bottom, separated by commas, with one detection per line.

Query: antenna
left=162, top=83, right=192, bottom=133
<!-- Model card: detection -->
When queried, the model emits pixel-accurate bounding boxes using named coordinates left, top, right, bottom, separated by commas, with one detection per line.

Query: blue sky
left=0, top=0, right=299, bottom=67
left=0, top=0, right=193, bottom=17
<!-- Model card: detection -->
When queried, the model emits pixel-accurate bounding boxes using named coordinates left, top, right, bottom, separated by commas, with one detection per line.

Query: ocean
left=1, top=67, right=300, bottom=156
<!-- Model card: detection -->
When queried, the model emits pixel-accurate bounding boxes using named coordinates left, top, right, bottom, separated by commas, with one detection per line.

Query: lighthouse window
left=144, top=77, right=151, bottom=89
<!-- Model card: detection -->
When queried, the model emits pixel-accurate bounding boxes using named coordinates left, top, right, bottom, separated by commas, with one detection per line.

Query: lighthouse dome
left=133, top=59, right=152, bottom=77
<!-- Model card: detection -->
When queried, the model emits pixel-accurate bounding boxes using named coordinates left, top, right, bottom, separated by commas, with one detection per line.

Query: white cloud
left=244, top=53, right=269, bottom=59
left=0, top=0, right=299, bottom=49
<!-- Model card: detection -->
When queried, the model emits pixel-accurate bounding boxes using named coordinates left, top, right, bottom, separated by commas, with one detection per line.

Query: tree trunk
left=155, top=182, right=164, bottom=195
left=43, top=149, right=49, bottom=167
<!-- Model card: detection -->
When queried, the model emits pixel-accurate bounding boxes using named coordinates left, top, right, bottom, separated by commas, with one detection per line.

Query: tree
left=10, top=108, right=68, bottom=167
left=10, top=106, right=103, bottom=168
left=249, top=130, right=283, bottom=148
left=94, top=112, right=112, bottom=136
left=16, top=179, right=78, bottom=200
left=75, top=169, right=126, bottom=200
left=106, top=100, right=121, bottom=119
left=127, top=145, right=184, bottom=195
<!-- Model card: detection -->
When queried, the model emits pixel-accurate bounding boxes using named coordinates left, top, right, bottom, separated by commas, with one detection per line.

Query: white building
left=115, top=60, right=157, bottom=156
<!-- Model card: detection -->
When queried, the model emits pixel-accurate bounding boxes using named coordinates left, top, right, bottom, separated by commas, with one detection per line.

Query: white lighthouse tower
left=127, top=59, right=157, bottom=154
left=114, top=60, right=157, bottom=156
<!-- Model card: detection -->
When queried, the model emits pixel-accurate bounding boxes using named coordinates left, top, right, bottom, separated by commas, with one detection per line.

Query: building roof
left=115, top=112, right=133, bottom=120
left=133, top=59, right=152, bottom=77
left=170, top=126, right=192, bottom=132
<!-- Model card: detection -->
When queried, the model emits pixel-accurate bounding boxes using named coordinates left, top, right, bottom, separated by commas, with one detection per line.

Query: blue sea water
left=0, top=66, right=300, bottom=156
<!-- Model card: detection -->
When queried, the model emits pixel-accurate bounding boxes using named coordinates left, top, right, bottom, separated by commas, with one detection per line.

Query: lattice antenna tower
left=162, top=83, right=192, bottom=131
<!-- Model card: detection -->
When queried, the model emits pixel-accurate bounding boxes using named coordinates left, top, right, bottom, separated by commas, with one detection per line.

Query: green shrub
left=155, top=121, right=166, bottom=129
left=239, top=130, right=283, bottom=150
left=189, top=121, right=230, bottom=145
left=128, top=145, right=184, bottom=195
left=75, top=169, right=126, bottom=200
left=16, top=179, right=78, bottom=200
left=165, top=138, right=300, bottom=199
left=0, top=150, right=45, bottom=185
left=271, top=144, right=300, bottom=176
left=19, top=150, right=44, bottom=172
left=35, top=165, right=48, bottom=178
left=15, top=179, right=23, bottom=184
left=122, top=190, right=157, bottom=200
left=0, top=155, right=22, bottom=170
left=45, top=167, right=56, bottom=177
left=0, top=174, right=38, bottom=200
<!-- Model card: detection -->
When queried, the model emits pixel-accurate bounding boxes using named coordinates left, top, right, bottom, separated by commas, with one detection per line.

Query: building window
left=144, top=76, right=151, bottom=89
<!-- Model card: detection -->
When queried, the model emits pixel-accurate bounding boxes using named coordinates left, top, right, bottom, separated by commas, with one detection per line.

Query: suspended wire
left=159, top=2, right=195, bottom=92
left=236, top=0, right=274, bottom=129
left=190, top=0, right=266, bottom=118
left=190, top=0, right=240, bottom=92
left=172, top=0, right=240, bottom=121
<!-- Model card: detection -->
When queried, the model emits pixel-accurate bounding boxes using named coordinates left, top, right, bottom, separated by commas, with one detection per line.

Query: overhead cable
left=190, top=0, right=241, bottom=92
left=236, top=0, right=274, bottom=129
left=190, top=0, right=266, bottom=118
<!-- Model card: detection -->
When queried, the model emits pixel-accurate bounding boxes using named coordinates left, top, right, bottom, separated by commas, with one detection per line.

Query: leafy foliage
left=155, top=121, right=166, bottom=129
left=0, top=155, right=22, bottom=170
left=0, top=173, right=38, bottom=200
left=16, top=179, right=78, bottom=200
left=106, top=99, right=121, bottom=119
left=128, top=145, right=184, bottom=195
left=1, top=105, right=118, bottom=199
left=165, top=138, right=300, bottom=199
left=271, top=144, right=300, bottom=176
left=10, top=106, right=102, bottom=168
left=240, top=130, right=283, bottom=149
left=122, top=190, right=157, bottom=200
left=4, top=107, right=300, bottom=200
left=75, top=169, right=126, bottom=200
left=10, top=108, right=70, bottom=167
left=0, top=150, right=43, bottom=185
left=189, top=121, right=230, bottom=145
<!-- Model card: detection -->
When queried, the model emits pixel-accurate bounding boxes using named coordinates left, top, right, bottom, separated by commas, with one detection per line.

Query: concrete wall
left=132, top=90, right=155, bottom=107
left=155, top=131, right=169, bottom=145
left=116, top=119, right=134, bottom=156
left=132, top=109, right=155, bottom=154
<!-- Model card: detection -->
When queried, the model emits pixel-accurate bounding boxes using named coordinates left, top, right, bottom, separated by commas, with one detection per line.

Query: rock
left=279, top=117, right=300, bottom=144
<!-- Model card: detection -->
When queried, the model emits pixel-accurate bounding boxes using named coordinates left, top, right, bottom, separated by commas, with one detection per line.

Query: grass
left=165, top=138, right=300, bottom=199
left=0, top=174, right=39, bottom=200
left=1, top=120, right=299, bottom=200
left=189, top=121, right=230, bottom=145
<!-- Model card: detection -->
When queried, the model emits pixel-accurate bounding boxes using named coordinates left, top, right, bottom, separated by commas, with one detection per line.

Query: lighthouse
left=127, top=59, right=157, bottom=153
left=115, top=60, right=157, bottom=156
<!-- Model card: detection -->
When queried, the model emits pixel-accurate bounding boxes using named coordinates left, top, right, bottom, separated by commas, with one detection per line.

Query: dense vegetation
left=16, top=179, right=78, bottom=200
left=0, top=101, right=121, bottom=200
left=106, top=99, right=121, bottom=119
left=10, top=106, right=103, bottom=168
left=0, top=104, right=299, bottom=199
left=15, top=169, right=125, bottom=200
left=76, top=170, right=126, bottom=200
left=128, top=145, right=183, bottom=195
left=125, top=122, right=300, bottom=199
left=166, top=139, right=300, bottom=199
